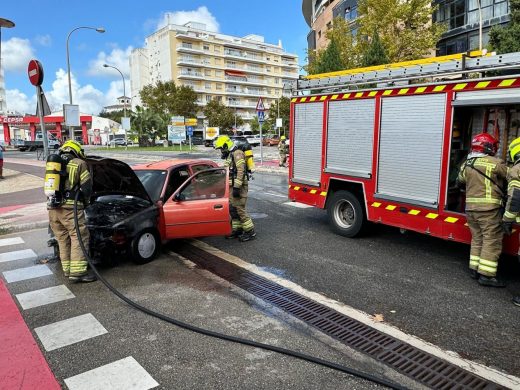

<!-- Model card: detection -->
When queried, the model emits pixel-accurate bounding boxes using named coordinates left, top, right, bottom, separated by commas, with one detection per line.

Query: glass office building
left=433, top=0, right=511, bottom=55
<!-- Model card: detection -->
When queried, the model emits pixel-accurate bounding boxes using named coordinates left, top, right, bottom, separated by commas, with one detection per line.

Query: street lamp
left=103, top=64, right=128, bottom=147
left=0, top=18, right=15, bottom=116
left=476, top=0, right=483, bottom=51
left=66, top=26, right=105, bottom=139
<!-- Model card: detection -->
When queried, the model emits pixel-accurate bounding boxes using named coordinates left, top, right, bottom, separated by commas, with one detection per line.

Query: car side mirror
left=173, top=193, right=185, bottom=202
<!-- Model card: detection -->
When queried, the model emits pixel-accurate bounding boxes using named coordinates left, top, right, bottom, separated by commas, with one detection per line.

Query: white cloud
left=5, top=89, right=34, bottom=115
left=157, top=6, right=219, bottom=32
left=35, top=34, right=52, bottom=47
left=1, top=37, right=36, bottom=72
left=88, top=45, right=133, bottom=78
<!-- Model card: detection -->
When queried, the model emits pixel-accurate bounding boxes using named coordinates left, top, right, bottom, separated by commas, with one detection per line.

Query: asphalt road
left=4, top=150, right=520, bottom=383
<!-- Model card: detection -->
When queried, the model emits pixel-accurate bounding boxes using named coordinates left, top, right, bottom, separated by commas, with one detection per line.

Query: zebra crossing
left=0, top=235, right=159, bottom=390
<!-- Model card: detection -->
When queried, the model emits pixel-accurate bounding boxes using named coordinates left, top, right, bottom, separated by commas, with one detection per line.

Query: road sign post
left=28, top=59, right=49, bottom=158
left=256, top=98, right=266, bottom=165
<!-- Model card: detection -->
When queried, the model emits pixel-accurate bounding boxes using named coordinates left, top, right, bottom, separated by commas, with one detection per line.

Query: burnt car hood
left=86, top=157, right=152, bottom=202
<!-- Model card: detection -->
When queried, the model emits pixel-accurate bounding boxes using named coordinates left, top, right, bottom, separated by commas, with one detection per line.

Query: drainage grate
left=176, top=243, right=506, bottom=390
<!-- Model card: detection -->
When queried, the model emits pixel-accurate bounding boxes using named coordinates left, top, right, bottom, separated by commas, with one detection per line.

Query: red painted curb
left=0, top=205, right=25, bottom=214
left=0, top=280, right=61, bottom=389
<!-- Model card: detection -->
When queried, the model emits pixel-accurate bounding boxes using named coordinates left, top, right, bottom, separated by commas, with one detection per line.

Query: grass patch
left=91, top=145, right=200, bottom=152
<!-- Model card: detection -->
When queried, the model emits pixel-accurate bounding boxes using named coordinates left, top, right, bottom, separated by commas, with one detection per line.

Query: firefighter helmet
left=59, top=140, right=85, bottom=159
left=509, top=137, right=520, bottom=163
left=213, top=135, right=234, bottom=159
left=280, top=135, right=286, bottom=141
left=471, top=133, right=498, bottom=156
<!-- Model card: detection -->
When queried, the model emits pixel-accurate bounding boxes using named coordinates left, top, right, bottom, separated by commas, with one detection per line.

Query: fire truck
left=288, top=51, right=520, bottom=254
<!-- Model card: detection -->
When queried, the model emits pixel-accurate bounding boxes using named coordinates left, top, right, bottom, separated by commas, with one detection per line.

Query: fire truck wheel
left=327, top=190, right=366, bottom=238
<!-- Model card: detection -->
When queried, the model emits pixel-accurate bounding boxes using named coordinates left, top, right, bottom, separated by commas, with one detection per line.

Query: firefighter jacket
left=225, top=148, right=247, bottom=189
left=278, top=141, right=288, bottom=154
left=457, top=154, right=507, bottom=211
left=62, top=156, right=92, bottom=209
left=503, top=163, right=520, bottom=222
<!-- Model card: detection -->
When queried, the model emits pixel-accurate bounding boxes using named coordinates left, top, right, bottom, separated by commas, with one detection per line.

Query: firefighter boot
left=226, top=230, right=243, bottom=239
left=513, top=296, right=520, bottom=307
left=478, top=275, right=506, bottom=288
left=469, top=269, right=479, bottom=280
left=70, top=271, right=97, bottom=283
left=239, top=229, right=257, bottom=242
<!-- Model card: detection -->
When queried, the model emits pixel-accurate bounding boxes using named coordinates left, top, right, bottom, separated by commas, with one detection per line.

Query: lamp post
left=103, top=64, right=127, bottom=148
left=66, top=26, right=105, bottom=139
left=0, top=18, right=15, bottom=117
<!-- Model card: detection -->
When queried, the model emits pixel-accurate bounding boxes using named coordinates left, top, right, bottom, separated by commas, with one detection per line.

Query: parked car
left=245, top=134, right=261, bottom=147
left=85, top=157, right=231, bottom=265
left=189, top=136, right=204, bottom=145
left=109, top=138, right=126, bottom=146
left=262, top=134, right=280, bottom=146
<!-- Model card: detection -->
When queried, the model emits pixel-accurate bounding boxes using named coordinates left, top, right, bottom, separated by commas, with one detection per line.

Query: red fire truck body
left=288, top=68, right=520, bottom=254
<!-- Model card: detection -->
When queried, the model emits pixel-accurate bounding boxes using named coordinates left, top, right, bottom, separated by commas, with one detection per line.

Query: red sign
left=28, top=59, right=44, bottom=86
left=0, top=116, right=24, bottom=124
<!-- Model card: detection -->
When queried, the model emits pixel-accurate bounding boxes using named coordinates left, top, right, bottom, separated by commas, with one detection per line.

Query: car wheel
left=327, top=190, right=366, bottom=238
left=131, top=229, right=159, bottom=264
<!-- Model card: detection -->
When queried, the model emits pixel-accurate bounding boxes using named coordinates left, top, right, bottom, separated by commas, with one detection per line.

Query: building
left=433, top=0, right=511, bottom=55
left=102, top=96, right=131, bottom=114
left=303, top=0, right=359, bottom=51
left=130, top=21, right=299, bottom=123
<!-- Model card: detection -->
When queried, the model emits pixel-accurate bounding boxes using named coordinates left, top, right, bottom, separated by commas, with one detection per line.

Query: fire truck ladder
left=295, top=50, right=520, bottom=93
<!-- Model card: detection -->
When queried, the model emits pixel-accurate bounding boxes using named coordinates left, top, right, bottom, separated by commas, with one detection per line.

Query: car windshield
left=134, top=170, right=167, bottom=203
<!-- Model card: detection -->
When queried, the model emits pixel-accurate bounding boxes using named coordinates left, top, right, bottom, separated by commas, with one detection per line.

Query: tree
left=173, top=86, right=198, bottom=118
left=361, top=30, right=389, bottom=67
left=316, top=37, right=345, bottom=74
left=99, top=109, right=127, bottom=124
left=490, top=0, right=520, bottom=53
left=203, top=99, right=243, bottom=131
left=139, top=80, right=177, bottom=115
left=265, top=97, right=290, bottom=136
left=356, top=0, right=445, bottom=63
left=129, top=106, right=168, bottom=146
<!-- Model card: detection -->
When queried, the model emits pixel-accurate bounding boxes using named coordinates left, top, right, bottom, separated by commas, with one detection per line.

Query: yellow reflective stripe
left=508, top=179, right=520, bottom=189
left=320, top=192, right=327, bottom=197
left=291, top=98, right=297, bottom=103
left=415, top=87, right=427, bottom=93
left=510, top=144, right=520, bottom=161
left=480, top=258, right=498, bottom=268
left=372, top=202, right=382, bottom=208
left=398, top=88, right=409, bottom=95
left=331, top=94, right=339, bottom=100
left=342, top=93, right=351, bottom=99
left=426, top=213, right=438, bottom=219
left=504, top=210, right=517, bottom=219
left=310, top=189, right=317, bottom=194
left=320, top=95, right=327, bottom=101
left=475, top=81, right=490, bottom=89
left=470, top=255, right=480, bottom=261
left=478, top=264, right=497, bottom=275
left=466, top=197, right=502, bottom=204
left=383, top=90, right=392, bottom=95
left=408, top=209, right=420, bottom=215
left=309, top=96, right=317, bottom=102
left=433, top=85, right=446, bottom=92
left=385, top=205, right=396, bottom=211
left=368, top=91, right=377, bottom=97
left=453, top=83, right=468, bottom=90
left=355, top=92, right=363, bottom=98
left=444, top=217, right=458, bottom=223
left=293, top=186, right=300, bottom=191
left=499, top=79, right=515, bottom=87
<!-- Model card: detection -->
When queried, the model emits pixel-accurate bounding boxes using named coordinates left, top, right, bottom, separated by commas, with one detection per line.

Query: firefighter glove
left=502, top=221, right=513, bottom=236
left=232, top=187, right=241, bottom=198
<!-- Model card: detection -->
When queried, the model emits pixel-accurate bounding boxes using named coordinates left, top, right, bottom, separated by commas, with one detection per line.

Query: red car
left=133, top=158, right=232, bottom=243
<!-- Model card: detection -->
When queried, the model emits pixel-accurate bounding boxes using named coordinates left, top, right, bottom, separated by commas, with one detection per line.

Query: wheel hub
left=138, top=233, right=156, bottom=259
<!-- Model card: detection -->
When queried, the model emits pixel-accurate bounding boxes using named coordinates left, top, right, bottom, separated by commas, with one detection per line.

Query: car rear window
left=134, top=170, right=167, bottom=203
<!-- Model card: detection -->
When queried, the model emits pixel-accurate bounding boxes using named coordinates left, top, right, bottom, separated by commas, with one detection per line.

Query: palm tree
left=130, top=106, right=168, bottom=146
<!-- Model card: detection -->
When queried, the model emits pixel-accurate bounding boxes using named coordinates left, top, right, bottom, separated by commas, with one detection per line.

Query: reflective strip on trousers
left=469, top=255, right=480, bottom=269
left=478, top=258, right=498, bottom=277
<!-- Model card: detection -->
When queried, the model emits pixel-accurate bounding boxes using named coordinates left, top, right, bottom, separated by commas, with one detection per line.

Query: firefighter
left=278, top=135, right=289, bottom=167
left=47, top=140, right=96, bottom=283
left=502, top=137, right=520, bottom=305
left=457, top=133, right=507, bottom=287
left=214, top=135, right=256, bottom=242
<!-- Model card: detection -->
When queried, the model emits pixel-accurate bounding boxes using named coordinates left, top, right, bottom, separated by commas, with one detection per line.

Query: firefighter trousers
left=466, top=209, right=503, bottom=277
left=49, top=207, right=90, bottom=277
left=279, top=152, right=287, bottom=167
left=229, top=187, right=254, bottom=233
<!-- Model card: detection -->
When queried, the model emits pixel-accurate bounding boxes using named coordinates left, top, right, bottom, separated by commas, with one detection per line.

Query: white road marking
left=265, top=192, right=287, bottom=198
left=283, top=201, right=313, bottom=209
left=16, top=285, right=75, bottom=310
left=0, top=237, right=24, bottom=247
left=3, top=264, right=52, bottom=283
left=64, top=356, right=159, bottom=390
left=35, top=313, right=108, bottom=351
left=189, top=239, right=520, bottom=390
left=0, top=248, right=36, bottom=263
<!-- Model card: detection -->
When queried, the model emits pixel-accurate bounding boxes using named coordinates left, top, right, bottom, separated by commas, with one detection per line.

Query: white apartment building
left=130, top=21, right=299, bottom=123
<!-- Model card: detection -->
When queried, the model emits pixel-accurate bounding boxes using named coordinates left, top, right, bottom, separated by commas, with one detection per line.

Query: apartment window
left=266, top=66, right=272, bottom=73
left=215, top=58, right=222, bottom=65
left=436, top=0, right=466, bottom=29
left=214, top=46, right=221, bottom=53
left=205, top=82, right=212, bottom=90
left=182, top=42, right=193, bottom=49
left=206, top=95, right=212, bottom=102
left=216, top=96, right=222, bottom=102
left=216, top=83, right=222, bottom=90
left=345, top=6, right=358, bottom=21
left=326, top=21, right=332, bottom=30
left=275, top=78, right=280, bottom=85
left=318, top=30, right=322, bottom=39
left=216, top=70, right=223, bottom=77
left=205, top=69, right=212, bottom=76
left=203, top=44, right=210, bottom=51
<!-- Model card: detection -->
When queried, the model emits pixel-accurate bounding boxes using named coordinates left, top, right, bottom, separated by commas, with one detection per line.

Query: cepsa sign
left=0, top=116, right=24, bottom=124
left=27, top=59, right=44, bottom=86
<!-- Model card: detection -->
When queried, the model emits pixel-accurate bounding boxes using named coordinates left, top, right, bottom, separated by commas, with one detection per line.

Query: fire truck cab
left=288, top=51, right=520, bottom=254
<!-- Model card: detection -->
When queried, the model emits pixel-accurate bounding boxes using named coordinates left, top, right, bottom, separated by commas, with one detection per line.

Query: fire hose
left=72, top=190, right=407, bottom=389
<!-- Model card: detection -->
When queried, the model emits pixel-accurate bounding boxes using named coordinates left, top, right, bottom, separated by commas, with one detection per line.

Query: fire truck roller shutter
left=326, top=99, right=375, bottom=178
left=293, top=103, right=324, bottom=186
left=453, top=88, right=520, bottom=107
left=377, top=93, right=447, bottom=207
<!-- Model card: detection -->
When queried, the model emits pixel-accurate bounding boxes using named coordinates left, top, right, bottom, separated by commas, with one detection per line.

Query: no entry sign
left=28, top=59, right=44, bottom=86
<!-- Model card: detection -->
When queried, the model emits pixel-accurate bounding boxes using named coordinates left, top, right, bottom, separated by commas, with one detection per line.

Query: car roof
left=132, top=158, right=217, bottom=171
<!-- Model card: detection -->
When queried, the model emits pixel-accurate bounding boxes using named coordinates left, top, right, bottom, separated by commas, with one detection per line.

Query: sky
left=1, top=0, right=309, bottom=116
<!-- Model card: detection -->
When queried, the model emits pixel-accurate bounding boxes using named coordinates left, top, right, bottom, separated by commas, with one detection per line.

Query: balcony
left=178, top=70, right=204, bottom=79
left=177, top=57, right=205, bottom=66
left=176, top=43, right=203, bottom=53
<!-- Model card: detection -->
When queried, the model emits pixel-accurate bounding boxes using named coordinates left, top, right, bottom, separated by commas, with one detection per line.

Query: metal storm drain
left=176, top=243, right=506, bottom=390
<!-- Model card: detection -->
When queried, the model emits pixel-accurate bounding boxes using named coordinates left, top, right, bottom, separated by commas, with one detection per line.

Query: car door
left=162, top=168, right=231, bottom=239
